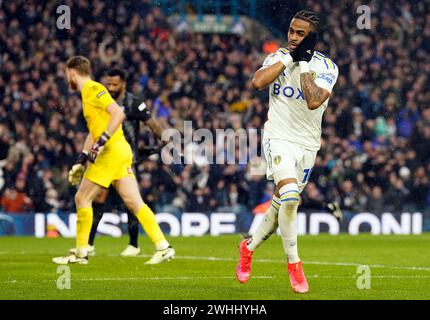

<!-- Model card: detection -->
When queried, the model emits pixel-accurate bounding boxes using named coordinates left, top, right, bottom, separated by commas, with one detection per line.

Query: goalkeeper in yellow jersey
left=52, top=56, right=175, bottom=265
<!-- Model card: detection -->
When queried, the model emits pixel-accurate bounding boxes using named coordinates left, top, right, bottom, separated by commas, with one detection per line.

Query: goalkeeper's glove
left=68, top=151, right=88, bottom=186
left=290, top=32, right=318, bottom=62
left=88, top=132, right=110, bottom=163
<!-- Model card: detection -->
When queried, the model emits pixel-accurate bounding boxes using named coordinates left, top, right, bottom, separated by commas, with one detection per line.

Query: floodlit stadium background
left=0, top=0, right=429, bottom=237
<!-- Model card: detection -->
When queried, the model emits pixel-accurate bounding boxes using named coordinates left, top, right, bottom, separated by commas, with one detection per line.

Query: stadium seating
left=0, top=0, right=429, bottom=217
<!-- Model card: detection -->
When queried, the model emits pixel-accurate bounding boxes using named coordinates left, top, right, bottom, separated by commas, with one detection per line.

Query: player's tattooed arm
left=300, top=73, right=330, bottom=110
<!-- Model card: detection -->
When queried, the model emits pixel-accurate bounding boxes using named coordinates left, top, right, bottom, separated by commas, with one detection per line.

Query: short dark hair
left=294, top=10, right=320, bottom=32
left=66, top=56, right=91, bottom=75
left=107, top=68, right=127, bottom=80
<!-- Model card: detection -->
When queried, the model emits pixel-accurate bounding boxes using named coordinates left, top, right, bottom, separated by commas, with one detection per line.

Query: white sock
left=278, top=183, right=301, bottom=263
left=155, top=240, right=169, bottom=251
left=246, top=196, right=280, bottom=251
left=76, top=247, right=87, bottom=258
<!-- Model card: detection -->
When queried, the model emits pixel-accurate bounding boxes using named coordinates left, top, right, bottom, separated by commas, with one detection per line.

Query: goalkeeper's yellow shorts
left=83, top=137, right=134, bottom=188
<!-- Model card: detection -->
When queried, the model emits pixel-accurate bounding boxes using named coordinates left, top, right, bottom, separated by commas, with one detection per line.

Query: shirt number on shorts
left=302, top=168, right=313, bottom=183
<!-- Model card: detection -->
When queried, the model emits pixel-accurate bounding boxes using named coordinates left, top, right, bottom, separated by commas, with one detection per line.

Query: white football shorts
left=262, top=138, right=317, bottom=193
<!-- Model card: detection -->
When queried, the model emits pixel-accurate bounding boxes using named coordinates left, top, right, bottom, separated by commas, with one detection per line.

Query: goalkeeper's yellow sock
left=76, top=207, right=93, bottom=257
left=135, top=204, right=169, bottom=250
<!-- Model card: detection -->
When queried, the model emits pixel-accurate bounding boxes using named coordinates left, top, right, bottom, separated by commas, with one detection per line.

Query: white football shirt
left=262, top=48, right=339, bottom=151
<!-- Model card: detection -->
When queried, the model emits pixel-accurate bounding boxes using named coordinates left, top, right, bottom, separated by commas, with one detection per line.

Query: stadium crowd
left=0, top=0, right=429, bottom=216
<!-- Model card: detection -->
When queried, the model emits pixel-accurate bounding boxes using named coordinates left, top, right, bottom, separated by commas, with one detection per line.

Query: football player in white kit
left=236, top=10, right=339, bottom=293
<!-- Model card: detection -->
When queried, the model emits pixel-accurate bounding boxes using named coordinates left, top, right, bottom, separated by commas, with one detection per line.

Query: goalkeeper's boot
left=68, top=245, right=95, bottom=256
left=287, top=261, right=309, bottom=293
left=236, top=238, right=253, bottom=283
left=120, top=245, right=141, bottom=257
left=145, top=246, right=175, bottom=265
left=52, top=253, right=88, bottom=265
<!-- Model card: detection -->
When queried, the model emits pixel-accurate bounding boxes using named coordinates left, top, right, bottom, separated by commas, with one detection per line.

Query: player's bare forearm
left=300, top=73, right=330, bottom=110
left=252, top=62, right=286, bottom=90
left=146, top=118, right=165, bottom=141
left=82, top=134, right=94, bottom=153
left=105, top=102, right=126, bottom=137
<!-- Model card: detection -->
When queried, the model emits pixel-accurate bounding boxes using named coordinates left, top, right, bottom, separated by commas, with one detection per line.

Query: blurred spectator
left=366, top=186, right=385, bottom=213
left=0, top=0, right=429, bottom=215
left=301, top=182, right=325, bottom=209
left=0, top=178, right=33, bottom=213
left=385, top=174, right=411, bottom=213
left=339, top=180, right=361, bottom=213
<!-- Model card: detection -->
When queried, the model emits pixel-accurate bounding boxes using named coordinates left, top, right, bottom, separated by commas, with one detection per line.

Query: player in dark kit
left=70, top=68, right=166, bottom=257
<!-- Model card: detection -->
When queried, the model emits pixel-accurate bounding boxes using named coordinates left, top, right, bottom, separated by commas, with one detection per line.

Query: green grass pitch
left=0, top=234, right=429, bottom=300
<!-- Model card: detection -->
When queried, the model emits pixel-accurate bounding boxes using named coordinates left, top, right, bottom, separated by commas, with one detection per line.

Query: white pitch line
left=0, top=275, right=273, bottom=284
left=2, top=251, right=429, bottom=272
left=304, top=260, right=430, bottom=272
left=121, top=254, right=430, bottom=272
left=52, top=275, right=430, bottom=280
left=75, top=275, right=274, bottom=281
left=3, top=274, right=430, bottom=284
left=307, top=275, right=430, bottom=279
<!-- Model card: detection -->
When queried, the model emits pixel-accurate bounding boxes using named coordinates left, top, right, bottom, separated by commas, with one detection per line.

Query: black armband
left=97, top=132, right=111, bottom=146
left=76, top=151, right=89, bottom=165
